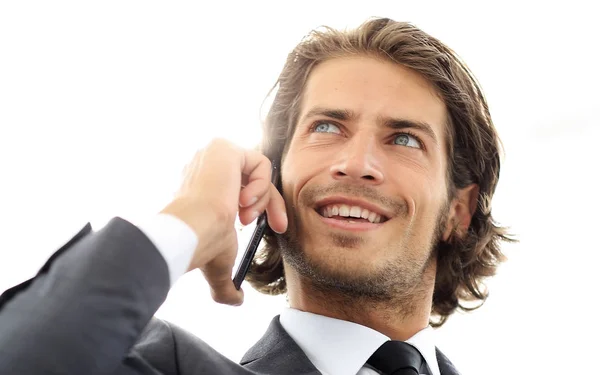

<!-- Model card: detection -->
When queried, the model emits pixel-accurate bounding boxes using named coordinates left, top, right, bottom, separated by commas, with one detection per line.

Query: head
left=247, top=17, right=512, bottom=327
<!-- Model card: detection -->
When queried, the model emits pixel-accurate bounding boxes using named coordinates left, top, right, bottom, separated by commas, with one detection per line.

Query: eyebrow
left=300, top=106, right=439, bottom=145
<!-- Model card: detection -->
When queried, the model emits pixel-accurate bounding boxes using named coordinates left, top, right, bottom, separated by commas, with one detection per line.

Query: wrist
left=159, top=197, right=225, bottom=270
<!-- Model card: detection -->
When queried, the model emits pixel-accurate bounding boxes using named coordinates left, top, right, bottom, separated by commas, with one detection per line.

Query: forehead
left=299, top=56, right=447, bottom=136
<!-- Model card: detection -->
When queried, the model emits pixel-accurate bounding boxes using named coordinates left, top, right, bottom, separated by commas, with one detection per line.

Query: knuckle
left=249, top=149, right=271, bottom=167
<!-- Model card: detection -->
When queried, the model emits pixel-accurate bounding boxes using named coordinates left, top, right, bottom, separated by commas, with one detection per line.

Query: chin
left=280, top=208, right=392, bottom=284
left=297, top=237, right=382, bottom=274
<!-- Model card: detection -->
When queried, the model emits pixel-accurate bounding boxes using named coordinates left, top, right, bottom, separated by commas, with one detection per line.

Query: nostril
left=334, top=171, right=377, bottom=181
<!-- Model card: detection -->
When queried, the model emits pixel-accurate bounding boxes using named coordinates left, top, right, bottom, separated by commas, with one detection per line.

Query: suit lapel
left=241, top=315, right=462, bottom=375
left=240, top=315, right=321, bottom=375
left=436, top=348, right=461, bottom=375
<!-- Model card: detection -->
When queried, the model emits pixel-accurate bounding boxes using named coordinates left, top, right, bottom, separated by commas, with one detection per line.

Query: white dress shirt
left=280, top=308, right=439, bottom=375
left=130, top=214, right=440, bottom=375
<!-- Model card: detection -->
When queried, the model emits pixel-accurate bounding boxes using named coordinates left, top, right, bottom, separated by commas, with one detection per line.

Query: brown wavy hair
left=247, top=17, right=514, bottom=327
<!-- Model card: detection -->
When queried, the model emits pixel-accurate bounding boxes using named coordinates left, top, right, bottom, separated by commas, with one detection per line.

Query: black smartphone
left=233, top=162, right=280, bottom=290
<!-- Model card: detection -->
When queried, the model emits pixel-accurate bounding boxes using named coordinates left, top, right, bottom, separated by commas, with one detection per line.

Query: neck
left=284, top=262, right=436, bottom=341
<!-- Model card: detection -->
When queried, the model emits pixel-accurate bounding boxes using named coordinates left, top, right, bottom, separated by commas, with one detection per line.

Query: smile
left=312, top=197, right=392, bottom=232
left=318, top=203, right=387, bottom=223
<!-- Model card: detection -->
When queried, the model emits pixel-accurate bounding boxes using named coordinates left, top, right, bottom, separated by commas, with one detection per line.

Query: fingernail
left=251, top=211, right=260, bottom=221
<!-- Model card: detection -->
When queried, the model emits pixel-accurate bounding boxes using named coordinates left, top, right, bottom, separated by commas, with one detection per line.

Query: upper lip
left=313, top=196, right=393, bottom=221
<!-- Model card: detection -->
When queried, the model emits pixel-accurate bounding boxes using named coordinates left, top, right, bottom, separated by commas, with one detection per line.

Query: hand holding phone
left=161, top=140, right=286, bottom=306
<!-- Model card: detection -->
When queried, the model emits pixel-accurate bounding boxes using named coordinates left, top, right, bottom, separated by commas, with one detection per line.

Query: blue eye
left=313, top=122, right=341, bottom=134
left=393, top=133, right=421, bottom=148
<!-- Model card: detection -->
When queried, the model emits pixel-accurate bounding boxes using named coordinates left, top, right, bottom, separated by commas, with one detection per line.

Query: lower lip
left=316, top=212, right=384, bottom=232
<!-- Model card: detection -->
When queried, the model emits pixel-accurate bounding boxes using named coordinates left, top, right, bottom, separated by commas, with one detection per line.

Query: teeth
left=349, top=206, right=362, bottom=218
left=320, top=203, right=386, bottom=223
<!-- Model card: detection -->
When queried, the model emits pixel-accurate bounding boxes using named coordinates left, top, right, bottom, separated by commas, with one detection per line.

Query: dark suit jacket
left=0, top=217, right=460, bottom=375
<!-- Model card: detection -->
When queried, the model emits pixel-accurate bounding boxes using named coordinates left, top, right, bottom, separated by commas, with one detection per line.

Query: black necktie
left=367, top=341, right=431, bottom=375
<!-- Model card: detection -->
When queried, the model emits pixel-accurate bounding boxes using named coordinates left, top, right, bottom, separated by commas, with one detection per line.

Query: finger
left=239, top=149, right=272, bottom=196
left=202, top=261, right=244, bottom=306
left=239, top=176, right=270, bottom=208
left=240, top=173, right=251, bottom=187
left=198, top=143, right=270, bottom=208
left=196, top=139, right=245, bottom=202
left=265, top=183, right=288, bottom=234
left=209, top=280, right=245, bottom=306
left=238, top=190, right=270, bottom=225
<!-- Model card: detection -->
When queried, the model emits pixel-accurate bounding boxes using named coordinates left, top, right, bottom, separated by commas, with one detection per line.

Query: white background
left=0, top=1, right=598, bottom=374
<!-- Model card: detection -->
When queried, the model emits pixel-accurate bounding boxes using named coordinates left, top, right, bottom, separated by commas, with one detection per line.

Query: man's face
left=279, top=56, right=452, bottom=298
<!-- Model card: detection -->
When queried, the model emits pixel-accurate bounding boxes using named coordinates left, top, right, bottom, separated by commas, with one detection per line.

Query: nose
left=329, top=134, right=384, bottom=184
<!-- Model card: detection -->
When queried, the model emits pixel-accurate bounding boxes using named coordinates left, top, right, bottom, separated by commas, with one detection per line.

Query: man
left=0, top=17, right=511, bottom=375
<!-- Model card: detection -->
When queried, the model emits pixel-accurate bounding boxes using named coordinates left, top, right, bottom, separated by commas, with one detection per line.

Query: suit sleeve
left=0, top=217, right=171, bottom=375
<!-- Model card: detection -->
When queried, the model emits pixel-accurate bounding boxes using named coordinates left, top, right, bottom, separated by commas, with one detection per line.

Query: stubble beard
left=278, top=184, right=449, bottom=316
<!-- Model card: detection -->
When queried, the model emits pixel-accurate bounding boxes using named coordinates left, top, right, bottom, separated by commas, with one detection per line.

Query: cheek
left=281, top=152, right=309, bottom=207
left=411, top=185, right=449, bottom=238
left=389, top=167, right=446, bottom=223
left=281, top=143, right=331, bottom=200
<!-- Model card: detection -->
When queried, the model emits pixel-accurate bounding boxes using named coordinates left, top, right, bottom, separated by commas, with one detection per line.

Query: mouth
left=313, top=197, right=391, bottom=225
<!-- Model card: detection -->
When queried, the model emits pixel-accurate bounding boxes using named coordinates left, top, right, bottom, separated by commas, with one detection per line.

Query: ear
left=442, top=184, right=480, bottom=241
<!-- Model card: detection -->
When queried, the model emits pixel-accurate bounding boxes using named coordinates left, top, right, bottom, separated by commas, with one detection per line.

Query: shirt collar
left=280, top=308, right=440, bottom=375
left=405, top=325, right=439, bottom=375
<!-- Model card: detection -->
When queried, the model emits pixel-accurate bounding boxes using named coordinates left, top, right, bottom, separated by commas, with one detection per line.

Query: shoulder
left=126, top=318, right=179, bottom=374
left=129, top=317, right=246, bottom=374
